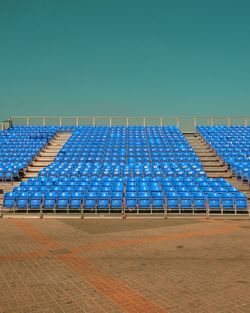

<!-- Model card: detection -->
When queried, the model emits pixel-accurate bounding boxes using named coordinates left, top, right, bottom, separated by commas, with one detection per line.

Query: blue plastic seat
left=84, top=197, right=96, bottom=209
left=113, top=184, right=124, bottom=192
left=5, top=171, right=14, bottom=181
left=180, top=192, right=192, bottom=209
left=3, top=192, right=16, bottom=208
left=138, top=192, right=150, bottom=208
left=234, top=193, right=248, bottom=209
left=221, top=193, right=234, bottom=210
left=152, top=198, right=164, bottom=208
left=126, top=185, right=137, bottom=192
left=30, top=192, right=43, bottom=210
left=69, top=192, right=83, bottom=209
left=125, top=191, right=137, bottom=209
left=44, top=192, right=57, bottom=209
left=97, top=192, right=110, bottom=209
left=151, top=191, right=163, bottom=199
left=97, top=198, right=110, bottom=209
left=166, top=192, right=179, bottom=209
left=110, top=198, right=123, bottom=209
left=125, top=198, right=137, bottom=209
left=16, top=192, right=29, bottom=209
left=207, top=192, right=221, bottom=209
left=193, top=192, right=206, bottom=209
left=57, top=192, right=70, bottom=209
left=110, top=192, right=123, bottom=209
left=150, top=183, right=161, bottom=192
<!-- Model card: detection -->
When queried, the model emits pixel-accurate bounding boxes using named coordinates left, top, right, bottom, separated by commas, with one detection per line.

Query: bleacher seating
left=3, top=176, right=247, bottom=212
left=0, top=126, right=58, bottom=181
left=39, top=126, right=205, bottom=178
left=197, top=126, right=250, bottom=184
left=3, top=125, right=248, bottom=212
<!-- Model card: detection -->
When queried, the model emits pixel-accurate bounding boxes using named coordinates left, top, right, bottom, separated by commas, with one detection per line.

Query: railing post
left=26, top=117, right=29, bottom=126
left=59, top=117, right=62, bottom=127
left=210, top=117, right=214, bottom=126
left=93, top=117, right=95, bottom=127
left=143, top=117, right=146, bottom=127
left=109, top=117, right=112, bottom=127
left=176, top=117, right=180, bottom=128
left=227, top=117, right=231, bottom=126
left=160, top=117, right=163, bottom=127
left=245, top=117, right=248, bottom=126
left=193, top=117, right=197, bottom=130
left=76, top=117, right=79, bottom=127
left=42, top=117, right=46, bottom=126
left=126, top=117, right=129, bottom=127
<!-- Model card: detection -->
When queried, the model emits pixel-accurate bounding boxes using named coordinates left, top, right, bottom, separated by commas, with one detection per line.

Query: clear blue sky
left=0, top=0, right=249, bottom=120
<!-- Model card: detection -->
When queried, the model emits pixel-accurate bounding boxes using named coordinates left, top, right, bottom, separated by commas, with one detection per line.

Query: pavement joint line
left=71, top=222, right=240, bottom=254
left=10, top=219, right=170, bottom=313
left=1, top=220, right=240, bottom=263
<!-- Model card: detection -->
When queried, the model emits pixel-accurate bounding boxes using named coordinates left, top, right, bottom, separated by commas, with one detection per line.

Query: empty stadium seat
left=2, top=125, right=248, bottom=214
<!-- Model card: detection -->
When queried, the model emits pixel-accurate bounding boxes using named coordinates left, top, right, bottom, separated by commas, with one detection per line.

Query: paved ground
left=0, top=217, right=250, bottom=313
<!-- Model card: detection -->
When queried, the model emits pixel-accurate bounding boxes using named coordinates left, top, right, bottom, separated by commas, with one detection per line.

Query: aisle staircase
left=185, top=132, right=250, bottom=207
left=0, top=132, right=71, bottom=210
left=24, top=132, right=71, bottom=179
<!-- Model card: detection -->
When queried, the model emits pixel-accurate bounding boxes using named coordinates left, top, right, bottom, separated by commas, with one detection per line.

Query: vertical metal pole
left=109, top=117, right=112, bottom=127
left=59, top=117, right=62, bottom=127
left=193, top=117, right=197, bottom=132
left=40, top=204, right=43, bottom=219
left=245, top=117, right=248, bottom=126
left=206, top=201, right=210, bottom=219
left=160, top=118, right=163, bottom=127
left=143, top=117, right=146, bottom=127
left=176, top=117, right=180, bottom=128
left=42, top=117, right=46, bottom=126
left=164, top=203, right=168, bottom=219
left=227, top=117, right=231, bottom=126
left=126, top=117, right=129, bottom=127
left=76, top=117, right=79, bottom=127
left=93, top=117, right=95, bottom=126
left=210, top=117, right=214, bottom=126
left=80, top=203, right=84, bottom=219
left=26, top=117, right=29, bottom=126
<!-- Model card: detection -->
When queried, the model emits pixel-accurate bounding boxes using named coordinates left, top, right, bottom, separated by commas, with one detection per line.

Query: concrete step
left=189, top=133, right=250, bottom=208
left=40, top=152, right=58, bottom=157
left=45, top=147, right=64, bottom=151
left=24, top=172, right=39, bottom=178
left=31, top=162, right=52, bottom=167
left=22, top=131, right=72, bottom=180
left=207, top=172, right=232, bottom=178
left=202, top=161, right=224, bottom=167
left=199, top=157, right=221, bottom=162
left=195, top=152, right=216, bottom=157
left=35, top=157, right=55, bottom=162
left=184, top=133, right=234, bottom=180
left=204, top=166, right=228, bottom=172
left=27, top=164, right=52, bottom=172
left=192, top=147, right=213, bottom=151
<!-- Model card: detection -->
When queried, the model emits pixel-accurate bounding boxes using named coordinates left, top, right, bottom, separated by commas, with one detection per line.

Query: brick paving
left=0, top=218, right=250, bottom=313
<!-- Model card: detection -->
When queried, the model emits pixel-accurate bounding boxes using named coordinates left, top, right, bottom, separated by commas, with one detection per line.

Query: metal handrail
left=8, top=116, right=250, bottom=132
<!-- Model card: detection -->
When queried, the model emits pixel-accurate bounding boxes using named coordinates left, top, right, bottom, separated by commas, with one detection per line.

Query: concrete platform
left=1, top=218, right=250, bottom=313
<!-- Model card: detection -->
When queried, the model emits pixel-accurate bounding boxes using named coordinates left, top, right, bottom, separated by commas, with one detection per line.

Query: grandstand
left=0, top=116, right=249, bottom=217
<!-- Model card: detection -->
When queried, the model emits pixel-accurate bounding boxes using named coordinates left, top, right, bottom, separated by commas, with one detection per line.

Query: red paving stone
left=0, top=218, right=250, bottom=313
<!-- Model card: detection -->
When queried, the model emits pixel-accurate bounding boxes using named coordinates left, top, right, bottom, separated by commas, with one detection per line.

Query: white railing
left=0, top=121, right=12, bottom=131
left=9, top=116, right=250, bottom=132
